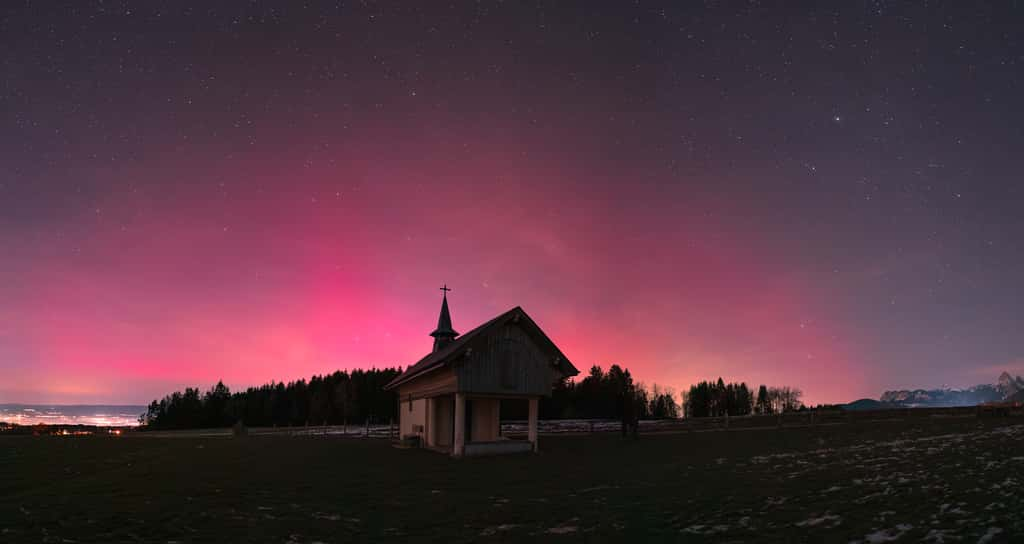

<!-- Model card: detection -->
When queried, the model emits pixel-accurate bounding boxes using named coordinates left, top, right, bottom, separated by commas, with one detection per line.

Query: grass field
left=2, top=416, right=1023, bottom=542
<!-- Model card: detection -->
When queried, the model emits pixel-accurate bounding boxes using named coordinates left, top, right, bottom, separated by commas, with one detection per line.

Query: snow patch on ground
left=796, top=513, right=842, bottom=528
left=480, top=524, right=518, bottom=536
left=855, top=523, right=914, bottom=543
left=311, top=512, right=340, bottom=521
left=923, top=528, right=955, bottom=543
left=682, top=524, right=730, bottom=535
left=977, top=527, right=1003, bottom=544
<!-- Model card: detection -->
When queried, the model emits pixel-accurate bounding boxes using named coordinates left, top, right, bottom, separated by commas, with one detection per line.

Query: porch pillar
left=528, top=397, right=539, bottom=452
left=453, top=392, right=466, bottom=457
left=425, top=397, right=434, bottom=447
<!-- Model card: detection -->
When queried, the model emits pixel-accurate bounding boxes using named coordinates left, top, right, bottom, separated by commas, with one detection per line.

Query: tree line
left=502, top=364, right=680, bottom=420
left=141, top=368, right=402, bottom=430
left=141, top=364, right=682, bottom=429
left=684, top=378, right=804, bottom=417
left=141, top=366, right=803, bottom=429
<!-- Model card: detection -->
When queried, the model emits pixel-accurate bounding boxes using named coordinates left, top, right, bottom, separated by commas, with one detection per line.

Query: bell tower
left=429, top=284, right=459, bottom=352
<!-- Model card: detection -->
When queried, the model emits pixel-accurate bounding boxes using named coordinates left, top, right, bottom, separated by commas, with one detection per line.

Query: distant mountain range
left=846, top=372, right=1024, bottom=409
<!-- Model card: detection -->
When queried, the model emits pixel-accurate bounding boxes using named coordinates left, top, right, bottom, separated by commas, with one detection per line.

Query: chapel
left=384, top=287, right=579, bottom=456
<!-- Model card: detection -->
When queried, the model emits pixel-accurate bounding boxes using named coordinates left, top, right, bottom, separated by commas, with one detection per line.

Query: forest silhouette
left=142, top=364, right=802, bottom=429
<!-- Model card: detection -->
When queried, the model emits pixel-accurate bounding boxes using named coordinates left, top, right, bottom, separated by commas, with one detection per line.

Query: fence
left=134, top=404, right=1022, bottom=440
left=501, top=404, right=1024, bottom=437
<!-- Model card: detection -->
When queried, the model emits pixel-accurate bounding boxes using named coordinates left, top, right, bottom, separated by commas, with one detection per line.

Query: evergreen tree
left=756, top=384, right=771, bottom=414
left=143, top=367, right=403, bottom=430
left=685, top=379, right=795, bottom=418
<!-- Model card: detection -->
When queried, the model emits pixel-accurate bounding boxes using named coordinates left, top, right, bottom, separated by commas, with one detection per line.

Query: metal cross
left=440, top=284, right=451, bottom=294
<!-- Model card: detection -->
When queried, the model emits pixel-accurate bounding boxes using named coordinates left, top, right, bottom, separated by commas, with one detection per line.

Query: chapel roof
left=383, top=305, right=579, bottom=390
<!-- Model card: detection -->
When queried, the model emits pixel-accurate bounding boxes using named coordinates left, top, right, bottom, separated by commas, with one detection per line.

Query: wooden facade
left=455, top=322, right=564, bottom=397
left=385, top=302, right=578, bottom=457
left=397, top=367, right=457, bottom=401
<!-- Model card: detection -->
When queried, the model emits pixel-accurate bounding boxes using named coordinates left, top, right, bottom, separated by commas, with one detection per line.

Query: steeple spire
left=430, top=284, right=459, bottom=352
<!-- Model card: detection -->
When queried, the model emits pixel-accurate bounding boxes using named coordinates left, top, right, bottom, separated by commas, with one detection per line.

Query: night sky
left=2, top=2, right=1022, bottom=405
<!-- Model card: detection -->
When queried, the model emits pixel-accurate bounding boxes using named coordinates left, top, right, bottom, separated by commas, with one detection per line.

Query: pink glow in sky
left=5, top=3, right=1023, bottom=406
left=2, top=133, right=865, bottom=405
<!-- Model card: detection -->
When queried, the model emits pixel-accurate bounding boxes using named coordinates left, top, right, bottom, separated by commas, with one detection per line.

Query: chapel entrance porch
left=422, top=394, right=538, bottom=457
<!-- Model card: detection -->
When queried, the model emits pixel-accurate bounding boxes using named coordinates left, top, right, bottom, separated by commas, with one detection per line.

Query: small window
left=408, top=394, right=413, bottom=412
